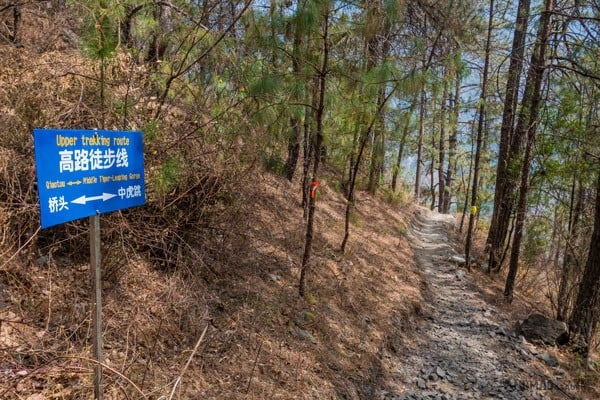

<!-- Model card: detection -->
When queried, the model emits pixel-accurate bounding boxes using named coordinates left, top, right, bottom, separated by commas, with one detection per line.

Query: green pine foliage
left=42, top=0, right=600, bottom=310
left=79, top=0, right=123, bottom=60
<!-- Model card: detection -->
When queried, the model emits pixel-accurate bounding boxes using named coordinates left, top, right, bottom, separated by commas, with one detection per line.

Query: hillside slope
left=1, top=167, right=426, bottom=399
left=0, top=6, right=426, bottom=398
left=2, top=4, right=598, bottom=400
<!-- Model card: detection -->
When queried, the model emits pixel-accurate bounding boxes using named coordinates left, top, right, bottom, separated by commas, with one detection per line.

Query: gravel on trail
left=382, top=209, right=585, bottom=400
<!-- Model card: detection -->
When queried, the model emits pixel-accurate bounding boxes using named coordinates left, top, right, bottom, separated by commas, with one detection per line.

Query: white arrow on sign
left=71, top=192, right=117, bottom=205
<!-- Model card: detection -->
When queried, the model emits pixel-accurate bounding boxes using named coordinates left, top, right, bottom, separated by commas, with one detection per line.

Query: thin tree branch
left=155, top=0, right=254, bottom=118
left=550, top=57, right=600, bottom=81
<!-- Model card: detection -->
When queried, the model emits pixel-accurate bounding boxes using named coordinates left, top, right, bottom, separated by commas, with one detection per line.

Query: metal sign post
left=90, top=214, right=103, bottom=399
left=33, top=129, right=145, bottom=399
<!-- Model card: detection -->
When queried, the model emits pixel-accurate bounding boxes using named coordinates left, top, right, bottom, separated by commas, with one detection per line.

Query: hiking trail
left=384, top=209, right=583, bottom=400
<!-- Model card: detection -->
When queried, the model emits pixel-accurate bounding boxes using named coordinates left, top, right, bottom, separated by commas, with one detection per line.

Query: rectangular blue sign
left=33, top=128, right=146, bottom=228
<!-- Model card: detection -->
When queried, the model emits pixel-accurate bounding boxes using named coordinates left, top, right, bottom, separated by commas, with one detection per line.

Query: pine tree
left=299, top=0, right=331, bottom=297
left=503, top=0, right=555, bottom=302
left=487, top=0, right=532, bottom=272
left=465, top=0, right=495, bottom=271
left=569, top=165, right=600, bottom=357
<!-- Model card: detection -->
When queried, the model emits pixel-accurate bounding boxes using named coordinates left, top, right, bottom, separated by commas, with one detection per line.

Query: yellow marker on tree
left=471, top=205, right=478, bottom=215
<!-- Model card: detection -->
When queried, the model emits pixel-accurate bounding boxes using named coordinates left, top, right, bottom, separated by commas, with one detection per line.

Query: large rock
left=516, top=313, right=568, bottom=346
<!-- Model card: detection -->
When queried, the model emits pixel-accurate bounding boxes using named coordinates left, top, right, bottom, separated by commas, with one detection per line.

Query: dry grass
left=3, top=4, right=596, bottom=400
left=0, top=168, right=425, bottom=399
left=0, top=22, right=424, bottom=394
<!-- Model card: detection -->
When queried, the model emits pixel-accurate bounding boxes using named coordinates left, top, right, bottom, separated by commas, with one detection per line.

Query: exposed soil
left=384, top=208, right=588, bottom=400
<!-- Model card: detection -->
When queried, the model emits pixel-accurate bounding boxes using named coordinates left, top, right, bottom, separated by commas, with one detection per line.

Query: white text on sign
left=59, top=148, right=129, bottom=173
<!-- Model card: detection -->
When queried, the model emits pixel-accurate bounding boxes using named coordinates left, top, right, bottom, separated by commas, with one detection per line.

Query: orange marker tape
left=310, top=181, right=320, bottom=199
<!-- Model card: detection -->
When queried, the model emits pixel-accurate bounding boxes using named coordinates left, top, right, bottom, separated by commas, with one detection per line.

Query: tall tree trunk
left=302, top=75, right=318, bottom=219
left=413, top=17, right=441, bottom=203
left=487, top=0, right=532, bottom=272
left=503, top=0, right=554, bottom=303
left=556, top=100, right=592, bottom=319
left=286, top=118, right=302, bottom=181
left=460, top=121, right=476, bottom=233
left=366, top=1, right=390, bottom=195
left=341, top=86, right=399, bottom=253
left=569, top=168, right=600, bottom=357
left=391, top=97, right=417, bottom=191
left=547, top=206, right=562, bottom=311
left=146, top=1, right=171, bottom=64
left=375, top=85, right=388, bottom=193
left=344, top=121, right=362, bottom=199
left=556, top=175, right=582, bottom=321
left=285, top=16, right=305, bottom=181
left=465, top=0, right=494, bottom=271
left=414, top=82, right=426, bottom=202
left=299, top=7, right=329, bottom=298
left=341, top=123, right=373, bottom=254
left=430, top=112, right=437, bottom=211
left=368, top=85, right=388, bottom=194
left=438, top=78, right=448, bottom=212
left=121, top=4, right=144, bottom=48
left=430, top=164, right=436, bottom=210
left=442, top=70, right=461, bottom=213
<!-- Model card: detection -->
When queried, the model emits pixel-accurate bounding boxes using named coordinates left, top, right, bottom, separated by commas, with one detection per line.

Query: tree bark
left=413, top=16, right=441, bottom=203
left=367, top=0, right=390, bottom=195
left=460, top=121, right=476, bottom=233
left=368, top=84, right=388, bottom=194
left=341, top=85, right=399, bottom=253
left=487, top=0, right=532, bottom=272
left=569, top=169, right=600, bottom=357
left=391, top=97, right=417, bottom=191
left=285, top=119, right=302, bottom=181
left=430, top=114, right=437, bottom=211
left=121, top=4, right=144, bottom=48
left=285, top=17, right=305, bottom=181
left=341, top=123, right=372, bottom=253
left=438, top=78, right=448, bottom=212
left=442, top=70, right=461, bottom=213
left=146, top=1, right=171, bottom=64
left=557, top=175, right=582, bottom=321
left=465, top=0, right=494, bottom=271
left=414, top=82, right=426, bottom=202
left=302, top=75, right=318, bottom=219
left=299, top=7, right=329, bottom=297
left=504, top=0, right=554, bottom=303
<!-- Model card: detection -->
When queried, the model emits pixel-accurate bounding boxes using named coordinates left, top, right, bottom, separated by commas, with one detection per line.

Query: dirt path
left=385, top=209, right=583, bottom=400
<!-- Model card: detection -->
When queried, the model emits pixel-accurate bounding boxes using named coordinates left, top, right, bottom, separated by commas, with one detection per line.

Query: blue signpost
left=33, top=128, right=145, bottom=227
left=34, top=128, right=145, bottom=400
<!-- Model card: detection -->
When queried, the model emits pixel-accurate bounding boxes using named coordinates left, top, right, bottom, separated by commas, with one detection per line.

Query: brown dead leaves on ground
left=1, top=170, right=425, bottom=399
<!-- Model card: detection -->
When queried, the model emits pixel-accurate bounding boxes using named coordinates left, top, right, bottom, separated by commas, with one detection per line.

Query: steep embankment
left=1, top=148, right=594, bottom=400
left=0, top=10, right=429, bottom=397
left=1, top=171, right=427, bottom=399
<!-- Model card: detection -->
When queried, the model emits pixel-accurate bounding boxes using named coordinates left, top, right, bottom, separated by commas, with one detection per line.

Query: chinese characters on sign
left=58, top=147, right=129, bottom=173
left=117, top=185, right=142, bottom=199
left=48, top=196, right=69, bottom=213
left=34, top=129, right=146, bottom=228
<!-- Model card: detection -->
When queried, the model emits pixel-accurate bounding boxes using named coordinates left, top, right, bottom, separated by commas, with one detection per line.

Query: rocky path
left=386, top=209, right=583, bottom=400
